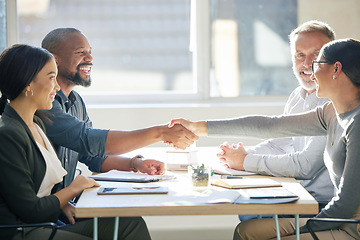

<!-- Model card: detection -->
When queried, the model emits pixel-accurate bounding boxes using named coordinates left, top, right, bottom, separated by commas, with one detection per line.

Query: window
left=210, top=0, right=298, bottom=98
left=18, top=0, right=194, bottom=104
left=16, top=0, right=299, bottom=105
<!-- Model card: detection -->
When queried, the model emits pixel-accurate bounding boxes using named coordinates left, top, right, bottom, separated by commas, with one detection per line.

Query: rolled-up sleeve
left=45, top=97, right=108, bottom=157
left=79, top=155, right=107, bottom=173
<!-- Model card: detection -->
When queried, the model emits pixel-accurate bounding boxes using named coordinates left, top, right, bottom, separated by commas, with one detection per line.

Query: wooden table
left=75, top=171, right=318, bottom=240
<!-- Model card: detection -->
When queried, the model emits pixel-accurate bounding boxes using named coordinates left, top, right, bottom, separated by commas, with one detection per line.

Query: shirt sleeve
left=244, top=135, right=327, bottom=179
left=246, top=137, right=294, bottom=155
left=45, top=99, right=109, bottom=157
left=79, top=155, right=107, bottom=173
left=207, top=107, right=327, bottom=139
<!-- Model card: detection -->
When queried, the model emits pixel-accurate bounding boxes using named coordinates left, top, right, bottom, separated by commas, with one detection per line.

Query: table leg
left=93, top=217, right=98, bottom=240
left=273, top=215, right=280, bottom=240
left=113, top=217, right=119, bottom=240
left=295, top=214, right=299, bottom=240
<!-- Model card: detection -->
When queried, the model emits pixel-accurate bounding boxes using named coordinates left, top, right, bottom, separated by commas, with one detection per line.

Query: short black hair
left=42, top=28, right=82, bottom=54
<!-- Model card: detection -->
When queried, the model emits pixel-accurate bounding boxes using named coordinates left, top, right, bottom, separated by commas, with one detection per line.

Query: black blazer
left=0, top=105, right=60, bottom=239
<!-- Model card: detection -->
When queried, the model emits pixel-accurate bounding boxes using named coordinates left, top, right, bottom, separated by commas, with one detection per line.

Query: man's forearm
left=105, top=126, right=164, bottom=155
left=105, top=124, right=197, bottom=155
left=100, top=155, right=132, bottom=172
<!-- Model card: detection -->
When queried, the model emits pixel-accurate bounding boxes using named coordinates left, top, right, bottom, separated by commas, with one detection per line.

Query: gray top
left=207, top=102, right=360, bottom=233
left=244, top=87, right=333, bottom=204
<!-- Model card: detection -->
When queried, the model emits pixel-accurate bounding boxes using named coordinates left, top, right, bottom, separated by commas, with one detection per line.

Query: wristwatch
left=130, top=155, right=144, bottom=172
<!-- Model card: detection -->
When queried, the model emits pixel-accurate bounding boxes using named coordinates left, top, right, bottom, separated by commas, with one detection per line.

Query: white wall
left=298, top=0, right=360, bottom=40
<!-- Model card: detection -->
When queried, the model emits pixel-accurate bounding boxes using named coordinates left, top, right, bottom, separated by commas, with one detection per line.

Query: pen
left=223, top=176, right=243, bottom=179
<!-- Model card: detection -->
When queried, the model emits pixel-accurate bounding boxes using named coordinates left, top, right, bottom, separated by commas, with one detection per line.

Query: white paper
left=89, top=170, right=176, bottom=182
left=212, top=165, right=257, bottom=176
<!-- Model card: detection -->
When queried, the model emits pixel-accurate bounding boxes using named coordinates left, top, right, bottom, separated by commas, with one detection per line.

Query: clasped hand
left=217, top=142, right=247, bottom=171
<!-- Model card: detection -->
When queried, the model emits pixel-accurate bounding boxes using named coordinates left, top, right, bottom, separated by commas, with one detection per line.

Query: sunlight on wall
left=17, top=0, right=49, bottom=15
left=298, top=0, right=360, bottom=40
left=212, top=20, right=240, bottom=97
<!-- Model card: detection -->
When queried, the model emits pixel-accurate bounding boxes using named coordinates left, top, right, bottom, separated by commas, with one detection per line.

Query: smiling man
left=40, top=28, right=199, bottom=238
left=216, top=20, right=336, bottom=222
left=41, top=28, right=198, bottom=192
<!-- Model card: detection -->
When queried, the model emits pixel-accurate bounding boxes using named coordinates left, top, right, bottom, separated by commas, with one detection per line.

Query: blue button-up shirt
left=44, top=90, right=108, bottom=190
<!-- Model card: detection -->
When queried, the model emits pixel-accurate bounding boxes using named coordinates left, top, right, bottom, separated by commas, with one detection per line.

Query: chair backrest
left=0, top=222, right=58, bottom=240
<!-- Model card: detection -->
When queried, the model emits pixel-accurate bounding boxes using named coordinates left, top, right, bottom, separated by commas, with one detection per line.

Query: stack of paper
left=234, top=187, right=299, bottom=204
left=212, top=166, right=257, bottom=176
left=89, top=170, right=175, bottom=183
left=242, top=187, right=298, bottom=198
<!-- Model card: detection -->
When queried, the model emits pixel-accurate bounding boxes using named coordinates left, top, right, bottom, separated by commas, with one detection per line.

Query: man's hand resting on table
left=100, top=155, right=165, bottom=175
left=135, top=158, right=165, bottom=175
left=217, top=142, right=248, bottom=171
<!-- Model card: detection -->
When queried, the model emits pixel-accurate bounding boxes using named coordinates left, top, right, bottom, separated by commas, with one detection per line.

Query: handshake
left=166, top=118, right=247, bottom=171
left=164, top=118, right=206, bottom=149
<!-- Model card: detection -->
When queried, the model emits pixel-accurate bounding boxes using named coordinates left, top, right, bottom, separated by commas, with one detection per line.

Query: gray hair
left=289, top=20, right=336, bottom=54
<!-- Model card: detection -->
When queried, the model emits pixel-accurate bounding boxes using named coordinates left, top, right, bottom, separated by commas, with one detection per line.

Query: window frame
left=6, top=0, right=289, bottom=106
left=78, top=0, right=213, bottom=105
left=5, top=0, right=16, bottom=47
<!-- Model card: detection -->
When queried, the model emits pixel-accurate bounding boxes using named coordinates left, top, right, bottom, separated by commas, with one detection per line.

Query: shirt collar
left=299, top=88, right=317, bottom=101
left=56, top=89, right=77, bottom=111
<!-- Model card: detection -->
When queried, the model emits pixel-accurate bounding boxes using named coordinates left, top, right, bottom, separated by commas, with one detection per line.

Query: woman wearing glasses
left=169, top=38, right=360, bottom=239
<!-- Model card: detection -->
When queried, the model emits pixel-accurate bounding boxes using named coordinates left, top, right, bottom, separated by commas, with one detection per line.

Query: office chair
left=75, top=167, right=82, bottom=176
left=306, top=218, right=360, bottom=240
left=0, top=222, right=58, bottom=240
left=0, top=167, right=83, bottom=239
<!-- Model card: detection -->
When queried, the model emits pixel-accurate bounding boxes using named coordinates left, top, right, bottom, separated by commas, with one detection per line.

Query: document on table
left=234, top=187, right=299, bottom=204
left=234, top=195, right=299, bottom=204
left=212, top=165, right=257, bottom=176
left=242, top=187, right=297, bottom=199
left=163, top=188, right=298, bottom=205
left=97, top=186, right=169, bottom=195
left=159, top=189, right=242, bottom=205
left=89, top=170, right=176, bottom=183
left=211, top=178, right=282, bottom=189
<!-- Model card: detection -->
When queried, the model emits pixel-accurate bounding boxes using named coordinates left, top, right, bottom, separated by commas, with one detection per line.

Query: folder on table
left=211, top=178, right=282, bottom=189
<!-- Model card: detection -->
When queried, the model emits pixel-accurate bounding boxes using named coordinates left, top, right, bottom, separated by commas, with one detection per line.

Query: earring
left=332, top=75, right=336, bottom=80
left=25, top=89, right=33, bottom=97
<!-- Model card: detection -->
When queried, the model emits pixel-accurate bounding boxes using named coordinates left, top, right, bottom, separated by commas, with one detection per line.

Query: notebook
left=211, top=178, right=282, bottom=189
left=233, top=186, right=299, bottom=204
left=212, top=166, right=257, bottom=176
left=89, top=170, right=175, bottom=183
left=97, top=186, right=168, bottom=195
left=242, top=187, right=298, bottom=199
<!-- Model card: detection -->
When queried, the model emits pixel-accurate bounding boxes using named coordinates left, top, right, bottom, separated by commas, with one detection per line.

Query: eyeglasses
left=312, top=60, right=329, bottom=73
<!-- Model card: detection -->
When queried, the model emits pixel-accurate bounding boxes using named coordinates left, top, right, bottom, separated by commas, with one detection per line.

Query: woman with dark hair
left=170, top=38, right=360, bottom=239
left=0, top=44, right=151, bottom=240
